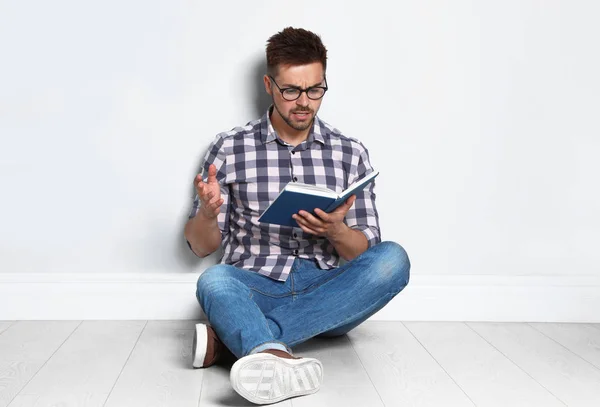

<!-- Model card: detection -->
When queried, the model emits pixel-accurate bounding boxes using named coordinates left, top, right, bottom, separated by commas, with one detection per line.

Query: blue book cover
left=258, top=171, right=379, bottom=228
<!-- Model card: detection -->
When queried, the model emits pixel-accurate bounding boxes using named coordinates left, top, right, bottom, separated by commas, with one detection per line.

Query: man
left=184, top=27, right=410, bottom=405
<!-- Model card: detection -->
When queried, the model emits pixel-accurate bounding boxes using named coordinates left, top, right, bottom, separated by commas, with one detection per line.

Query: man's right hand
left=195, top=164, right=224, bottom=219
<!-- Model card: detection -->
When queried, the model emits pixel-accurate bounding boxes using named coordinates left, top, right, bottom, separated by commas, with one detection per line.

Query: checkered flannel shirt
left=187, top=106, right=380, bottom=282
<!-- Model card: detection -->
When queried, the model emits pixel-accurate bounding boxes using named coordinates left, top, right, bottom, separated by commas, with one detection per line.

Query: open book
left=258, top=171, right=379, bottom=227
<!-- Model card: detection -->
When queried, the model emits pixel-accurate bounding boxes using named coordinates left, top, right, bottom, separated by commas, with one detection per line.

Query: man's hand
left=195, top=164, right=223, bottom=219
left=292, top=195, right=357, bottom=240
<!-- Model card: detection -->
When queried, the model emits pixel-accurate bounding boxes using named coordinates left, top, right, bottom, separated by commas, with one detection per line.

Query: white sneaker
left=230, top=349, right=324, bottom=405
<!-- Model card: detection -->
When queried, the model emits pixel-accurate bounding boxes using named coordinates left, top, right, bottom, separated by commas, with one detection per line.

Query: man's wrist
left=326, top=222, right=350, bottom=243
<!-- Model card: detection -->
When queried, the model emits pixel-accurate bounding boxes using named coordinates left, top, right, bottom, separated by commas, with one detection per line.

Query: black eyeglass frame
left=268, top=75, right=329, bottom=101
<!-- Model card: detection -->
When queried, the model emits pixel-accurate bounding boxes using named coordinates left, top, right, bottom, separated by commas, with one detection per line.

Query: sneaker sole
left=192, top=323, right=208, bottom=368
left=230, top=353, right=323, bottom=405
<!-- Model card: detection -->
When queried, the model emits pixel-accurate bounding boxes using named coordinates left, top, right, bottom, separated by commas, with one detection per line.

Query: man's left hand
left=292, top=195, right=357, bottom=240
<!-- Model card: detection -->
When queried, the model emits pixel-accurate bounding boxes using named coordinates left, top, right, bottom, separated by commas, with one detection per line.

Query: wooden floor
left=1, top=321, right=599, bottom=406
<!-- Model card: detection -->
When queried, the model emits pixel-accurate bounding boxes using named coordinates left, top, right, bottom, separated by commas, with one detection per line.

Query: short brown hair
left=266, top=27, right=328, bottom=76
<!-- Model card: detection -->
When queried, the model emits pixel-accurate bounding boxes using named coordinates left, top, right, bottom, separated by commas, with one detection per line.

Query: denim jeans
left=195, top=241, right=410, bottom=358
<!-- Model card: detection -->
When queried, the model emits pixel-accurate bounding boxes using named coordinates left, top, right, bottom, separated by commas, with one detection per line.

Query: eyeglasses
left=268, top=75, right=328, bottom=101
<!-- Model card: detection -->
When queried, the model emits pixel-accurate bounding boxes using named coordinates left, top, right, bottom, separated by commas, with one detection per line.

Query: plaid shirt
left=187, top=106, right=380, bottom=282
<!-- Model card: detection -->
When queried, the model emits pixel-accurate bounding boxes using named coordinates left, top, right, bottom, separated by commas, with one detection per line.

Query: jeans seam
left=297, top=263, right=352, bottom=295
left=249, top=288, right=292, bottom=299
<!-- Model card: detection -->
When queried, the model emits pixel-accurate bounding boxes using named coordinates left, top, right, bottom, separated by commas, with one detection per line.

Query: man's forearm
left=184, top=211, right=222, bottom=258
left=327, top=224, right=368, bottom=261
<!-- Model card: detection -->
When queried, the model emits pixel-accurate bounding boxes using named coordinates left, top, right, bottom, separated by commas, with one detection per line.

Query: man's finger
left=296, top=211, right=323, bottom=227
left=314, top=208, right=330, bottom=221
left=202, top=197, right=223, bottom=215
left=339, top=195, right=356, bottom=211
left=199, top=190, right=213, bottom=205
left=208, top=194, right=221, bottom=206
left=206, top=164, right=218, bottom=183
left=208, top=197, right=222, bottom=209
left=295, top=218, right=318, bottom=235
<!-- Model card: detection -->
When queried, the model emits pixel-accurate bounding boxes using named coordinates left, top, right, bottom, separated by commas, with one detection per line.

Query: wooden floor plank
left=0, top=321, right=15, bottom=335
left=0, top=321, right=80, bottom=407
left=291, top=335, right=385, bottom=407
left=8, top=321, right=146, bottom=407
left=103, top=320, right=203, bottom=407
left=529, top=323, right=600, bottom=370
left=3, top=321, right=599, bottom=407
left=470, top=322, right=600, bottom=407
left=347, top=321, right=475, bottom=407
left=405, top=322, right=565, bottom=407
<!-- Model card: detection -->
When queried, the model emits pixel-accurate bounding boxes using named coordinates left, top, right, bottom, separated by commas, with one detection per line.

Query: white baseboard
left=1, top=273, right=599, bottom=322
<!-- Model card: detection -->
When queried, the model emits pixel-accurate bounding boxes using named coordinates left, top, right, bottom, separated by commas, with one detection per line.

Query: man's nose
left=296, top=91, right=310, bottom=106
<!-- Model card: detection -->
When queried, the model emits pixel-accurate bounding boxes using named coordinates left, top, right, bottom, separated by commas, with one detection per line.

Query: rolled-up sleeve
left=344, top=141, right=381, bottom=248
left=187, top=134, right=230, bottom=254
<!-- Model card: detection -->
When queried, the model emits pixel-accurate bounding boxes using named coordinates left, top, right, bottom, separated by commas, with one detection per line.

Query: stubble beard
left=272, top=97, right=314, bottom=131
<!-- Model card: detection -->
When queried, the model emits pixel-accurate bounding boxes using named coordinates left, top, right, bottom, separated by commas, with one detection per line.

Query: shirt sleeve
left=343, top=140, right=381, bottom=248
left=187, top=134, right=230, bottom=255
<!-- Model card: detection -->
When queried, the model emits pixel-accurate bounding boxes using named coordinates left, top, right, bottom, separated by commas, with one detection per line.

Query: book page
left=285, top=182, right=337, bottom=198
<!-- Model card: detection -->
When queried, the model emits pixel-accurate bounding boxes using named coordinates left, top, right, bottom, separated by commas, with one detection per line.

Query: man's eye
left=283, top=89, right=300, bottom=96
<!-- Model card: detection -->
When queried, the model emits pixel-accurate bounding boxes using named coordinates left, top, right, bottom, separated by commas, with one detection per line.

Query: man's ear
left=263, top=75, right=272, bottom=96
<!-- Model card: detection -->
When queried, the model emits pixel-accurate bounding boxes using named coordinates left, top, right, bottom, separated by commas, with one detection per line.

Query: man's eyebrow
left=281, top=80, right=325, bottom=88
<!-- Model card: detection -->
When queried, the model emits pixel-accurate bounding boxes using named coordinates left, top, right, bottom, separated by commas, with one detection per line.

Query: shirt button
left=293, top=177, right=298, bottom=182
left=292, top=151, right=296, bottom=155
left=293, top=249, right=298, bottom=255
left=293, top=233, right=298, bottom=238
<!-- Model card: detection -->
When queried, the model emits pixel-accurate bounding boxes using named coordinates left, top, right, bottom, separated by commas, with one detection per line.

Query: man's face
left=264, top=62, right=326, bottom=132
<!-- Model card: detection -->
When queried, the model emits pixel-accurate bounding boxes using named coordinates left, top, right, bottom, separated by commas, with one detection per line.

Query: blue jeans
left=195, top=241, right=410, bottom=358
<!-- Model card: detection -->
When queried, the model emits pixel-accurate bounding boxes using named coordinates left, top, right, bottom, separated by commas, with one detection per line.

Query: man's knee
left=369, top=241, right=411, bottom=294
left=196, top=264, right=239, bottom=302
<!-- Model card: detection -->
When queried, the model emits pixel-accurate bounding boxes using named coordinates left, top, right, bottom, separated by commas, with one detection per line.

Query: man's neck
left=270, top=108, right=312, bottom=147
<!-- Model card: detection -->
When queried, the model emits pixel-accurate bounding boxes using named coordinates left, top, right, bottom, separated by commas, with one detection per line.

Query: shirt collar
left=261, top=105, right=326, bottom=146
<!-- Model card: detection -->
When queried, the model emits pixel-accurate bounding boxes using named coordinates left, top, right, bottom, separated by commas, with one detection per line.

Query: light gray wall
left=1, top=0, right=598, bottom=278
